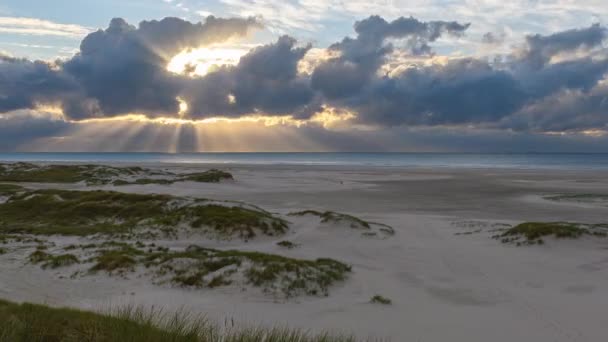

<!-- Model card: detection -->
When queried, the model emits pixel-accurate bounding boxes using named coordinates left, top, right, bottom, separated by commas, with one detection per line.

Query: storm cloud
left=314, top=22, right=608, bottom=132
left=519, top=24, right=607, bottom=68
left=182, top=35, right=318, bottom=119
left=1, top=15, right=608, bottom=136
left=311, top=16, right=470, bottom=99
left=1, top=16, right=262, bottom=119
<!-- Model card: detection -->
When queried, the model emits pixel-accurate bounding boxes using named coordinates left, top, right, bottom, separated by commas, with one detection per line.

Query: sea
left=0, top=152, right=607, bottom=170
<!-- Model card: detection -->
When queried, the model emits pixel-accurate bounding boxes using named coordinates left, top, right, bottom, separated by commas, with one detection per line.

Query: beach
left=1, top=163, right=608, bottom=341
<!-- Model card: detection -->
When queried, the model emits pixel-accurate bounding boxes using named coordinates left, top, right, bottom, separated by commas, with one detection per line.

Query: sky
left=1, top=0, right=608, bottom=152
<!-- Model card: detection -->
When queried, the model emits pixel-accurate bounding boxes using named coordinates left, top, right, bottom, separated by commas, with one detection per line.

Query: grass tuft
left=82, top=244, right=351, bottom=298
left=180, top=169, right=234, bottom=183
left=495, top=222, right=608, bottom=245
left=370, top=295, right=392, bottom=305
left=0, top=189, right=287, bottom=239
left=28, top=250, right=79, bottom=269
left=277, top=240, right=299, bottom=249
left=0, top=183, right=24, bottom=196
left=0, top=163, right=234, bottom=186
left=544, top=193, right=608, bottom=204
left=0, top=299, right=367, bottom=341
left=290, top=210, right=395, bottom=237
left=290, top=210, right=371, bottom=229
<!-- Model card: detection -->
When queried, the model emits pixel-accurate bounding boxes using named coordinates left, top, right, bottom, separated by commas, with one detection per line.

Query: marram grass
left=0, top=299, right=374, bottom=342
left=0, top=189, right=287, bottom=238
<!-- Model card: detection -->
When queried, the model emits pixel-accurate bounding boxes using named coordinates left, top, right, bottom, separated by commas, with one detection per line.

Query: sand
left=1, top=164, right=608, bottom=341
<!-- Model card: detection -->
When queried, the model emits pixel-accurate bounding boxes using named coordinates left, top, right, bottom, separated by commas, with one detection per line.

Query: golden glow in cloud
left=298, top=48, right=341, bottom=75
left=167, top=45, right=250, bottom=76
left=22, top=102, right=359, bottom=153
left=177, top=97, right=189, bottom=116
left=73, top=106, right=355, bottom=129
left=581, top=129, right=608, bottom=137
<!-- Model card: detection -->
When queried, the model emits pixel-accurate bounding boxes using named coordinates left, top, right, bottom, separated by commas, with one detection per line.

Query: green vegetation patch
left=85, top=244, right=351, bottom=298
left=0, top=299, right=363, bottom=342
left=28, top=250, right=79, bottom=269
left=183, top=205, right=288, bottom=239
left=0, top=163, right=233, bottom=186
left=276, top=240, right=299, bottom=249
left=0, top=163, right=145, bottom=185
left=112, top=178, right=174, bottom=186
left=290, top=210, right=395, bottom=237
left=179, top=169, right=234, bottom=183
left=0, top=183, right=24, bottom=196
left=0, top=189, right=172, bottom=236
left=291, top=210, right=371, bottom=229
left=0, top=189, right=287, bottom=239
left=112, top=169, right=233, bottom=186
left=495, top=222, right=608, bottom=245
left=544, top=194, right=608, bottom=205
left=370, top=295, right=392, bottom=305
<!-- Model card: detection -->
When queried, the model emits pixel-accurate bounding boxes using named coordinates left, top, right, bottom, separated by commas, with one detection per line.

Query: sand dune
left=1, top=164, right=607, bottom=341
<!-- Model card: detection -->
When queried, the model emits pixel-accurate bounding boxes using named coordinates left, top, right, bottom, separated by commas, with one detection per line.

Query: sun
left=167, top=45, right=250, bottom=76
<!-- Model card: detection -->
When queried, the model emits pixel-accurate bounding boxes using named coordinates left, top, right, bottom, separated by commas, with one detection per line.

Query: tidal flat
left=1, top=163, right=608, bottom=341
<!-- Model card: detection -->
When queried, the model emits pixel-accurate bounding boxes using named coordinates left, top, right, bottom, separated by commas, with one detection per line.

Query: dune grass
left=0, top=189, right=287, bottom=239
left=0, top=189, right=172, bottom=236
left=277, top=240, right=300, bottom=249
left=544, top=193, right=608, bottom=204
left=85, top=244, right=351, bottom=298
left=0, top=183, right=24, bottom=196
left=28, top=250, right=79, bottom=269
left=184, top=205, right=288, bottom=239
left=112, top=178, right=174, bottom=186
left=0, top=299, right=364, bottom=342
left=496, top=222, right=608, bottom=245
left=112, top=169, right=234, bottom=186
left=290, top=210, right=395, bottom=237
left=180, top=170, right=234, bottom=183
left=370, top=295, right=392, bottom=305
left=0, top=162, right=233, bottom=186
left=290, top=210, right=371, bottom=229
left=0, top=163, right=144, bottom=185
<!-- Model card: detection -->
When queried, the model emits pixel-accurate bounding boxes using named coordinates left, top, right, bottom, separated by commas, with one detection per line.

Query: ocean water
left=0, top=152, right=607, bottom=170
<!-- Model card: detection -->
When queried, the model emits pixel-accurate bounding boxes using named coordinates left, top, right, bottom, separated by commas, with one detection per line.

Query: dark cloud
left=1, top=15, right=608, bottom=141
left=0, top=55, right=79, bottom=113
left=519, top=24, right=607, bottom=68
left=312, top=16, right=470, bottom=99
left=2, top=111, right=608, bottom=152
left=136, top=16, right=262, bottom=57
left=0, top=110, right=71, bottom=150
left=314, top=22, right=608, bottom=132
left=1, top=16, right=262, bottom=120
left=345, top=58, right=527, bottom=126
left=497, top=85, right=608, bottom=132
left=60, top=16, right=261, bottom=119
left=182, top=35, right=318, bottom=119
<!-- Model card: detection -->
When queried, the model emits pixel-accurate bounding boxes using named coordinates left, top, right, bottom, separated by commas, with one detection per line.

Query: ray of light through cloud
left=0, top=1, right=608, bottom=151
